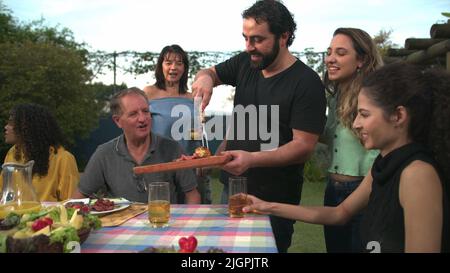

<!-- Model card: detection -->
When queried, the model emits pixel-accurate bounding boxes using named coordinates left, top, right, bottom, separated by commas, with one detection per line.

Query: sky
left=3, top=0, right=449, bottom=113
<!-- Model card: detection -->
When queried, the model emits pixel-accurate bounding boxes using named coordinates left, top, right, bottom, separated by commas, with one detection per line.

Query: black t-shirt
left=215, top=52, right=326, bottom=204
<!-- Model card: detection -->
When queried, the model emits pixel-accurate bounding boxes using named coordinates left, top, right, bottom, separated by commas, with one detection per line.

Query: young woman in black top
left=243, top=62, right=450, bottom=252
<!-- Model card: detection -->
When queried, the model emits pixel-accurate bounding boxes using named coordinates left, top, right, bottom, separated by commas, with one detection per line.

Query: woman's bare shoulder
left=143, top=85, right=160, bottom=99
left=401, top=160, right=439, bottom=183
left=399, top=160, right=442, bottom=204
left=183, top=91, right=194, bottom=99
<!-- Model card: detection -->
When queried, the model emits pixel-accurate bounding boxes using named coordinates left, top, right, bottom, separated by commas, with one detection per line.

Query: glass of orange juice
left=228, top=177, right=247, bottom=218
left=147, top=182, right=170, bottom=228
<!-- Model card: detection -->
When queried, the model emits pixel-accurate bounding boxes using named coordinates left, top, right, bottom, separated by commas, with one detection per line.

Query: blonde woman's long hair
left=324, top=28, right=384, bottom=130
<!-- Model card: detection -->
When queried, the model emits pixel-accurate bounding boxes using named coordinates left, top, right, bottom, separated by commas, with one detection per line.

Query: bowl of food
left=0, top=205, right=101, bottom=253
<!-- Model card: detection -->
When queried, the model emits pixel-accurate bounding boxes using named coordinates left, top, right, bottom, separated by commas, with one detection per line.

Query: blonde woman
left=321, top=28, right=383, bottom=252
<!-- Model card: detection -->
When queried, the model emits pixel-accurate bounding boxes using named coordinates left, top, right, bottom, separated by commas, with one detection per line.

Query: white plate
left=62, top=198, right=131, bottom=215
left=62, top=198, right=90, bottom=205
left=89, top=198, right=131, bottom=215
left=89, top=203, right=130, bottom=215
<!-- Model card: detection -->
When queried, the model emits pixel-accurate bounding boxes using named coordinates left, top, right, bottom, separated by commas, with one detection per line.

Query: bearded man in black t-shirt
left=192, top=0, right=326, bottom=253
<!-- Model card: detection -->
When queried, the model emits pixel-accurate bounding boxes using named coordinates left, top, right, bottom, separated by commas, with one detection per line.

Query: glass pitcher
left=0, top=160, right=41, bottom=218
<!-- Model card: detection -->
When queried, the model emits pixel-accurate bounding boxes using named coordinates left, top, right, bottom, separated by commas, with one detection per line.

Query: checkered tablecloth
left=81, top=204, right=278, bottom=253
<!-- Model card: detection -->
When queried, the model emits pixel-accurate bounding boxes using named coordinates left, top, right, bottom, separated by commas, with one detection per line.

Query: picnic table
left=81, top=204, right=278, bottom=253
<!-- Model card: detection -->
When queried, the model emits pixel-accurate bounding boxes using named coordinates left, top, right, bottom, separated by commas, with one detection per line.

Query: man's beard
left=249, top=41, right=280, bottom=70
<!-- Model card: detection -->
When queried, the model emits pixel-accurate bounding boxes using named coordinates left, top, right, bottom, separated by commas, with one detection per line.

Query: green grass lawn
left=289, top=182, right=326, bottom=253
left=210, top=170, right=326, bottom=253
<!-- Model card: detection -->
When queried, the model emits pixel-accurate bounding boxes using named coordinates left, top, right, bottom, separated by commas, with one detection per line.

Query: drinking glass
left=228, top=177, right=247, bottom=218
left=148, top=182, right=170, bottom=228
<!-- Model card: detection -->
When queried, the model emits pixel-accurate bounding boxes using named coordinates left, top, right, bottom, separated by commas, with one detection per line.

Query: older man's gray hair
left=110, top=87, right=148, bottom=116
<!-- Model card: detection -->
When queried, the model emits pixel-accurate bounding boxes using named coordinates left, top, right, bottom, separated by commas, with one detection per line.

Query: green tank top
left=323, top=95, right=378, bottom=176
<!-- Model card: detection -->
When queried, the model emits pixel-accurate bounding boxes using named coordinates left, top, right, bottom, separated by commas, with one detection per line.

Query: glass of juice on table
left=228, top=176, right=247, bottom=218
left=148, top=182, right=170, bottom=228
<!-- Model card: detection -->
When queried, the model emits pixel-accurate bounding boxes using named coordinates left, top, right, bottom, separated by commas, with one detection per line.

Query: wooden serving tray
left=133, top=155, right=232, bottom=174
left=99, top=204, right=148, bottom=227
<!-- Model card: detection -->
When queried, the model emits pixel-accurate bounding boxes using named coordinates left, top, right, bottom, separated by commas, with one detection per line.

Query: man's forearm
left=252, top=138, right=316, bottom=168
left=195, top=68, right=216, bottom=83
left=194, top=67, right=222, bottom=88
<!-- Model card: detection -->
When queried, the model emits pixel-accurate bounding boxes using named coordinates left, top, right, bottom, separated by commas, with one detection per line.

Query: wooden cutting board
left=133, top=155, right=232, bottom=175
left=99, top=204, right=148, bottom=227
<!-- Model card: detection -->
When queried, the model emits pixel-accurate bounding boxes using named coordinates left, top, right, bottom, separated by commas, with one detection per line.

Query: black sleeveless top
left=360, top=143, right=449, bottom=253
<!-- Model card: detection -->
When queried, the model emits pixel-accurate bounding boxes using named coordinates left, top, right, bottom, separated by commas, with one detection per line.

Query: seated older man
left=73, top=87, right=200, bottom=204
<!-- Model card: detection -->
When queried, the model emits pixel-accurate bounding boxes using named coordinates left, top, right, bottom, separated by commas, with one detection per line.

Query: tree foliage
left=295, top=48, right=326, bottom=78
left=90, top=50, right=240, bottom=82
left=0, top=2, right=87, bottom=56
left=0, top=3, right=107, bottom=160
left=373, top=29, right=399, bottom=56
left=0, top=2, right=17, bottom=43
left=0, top=41, right=101, bottom=143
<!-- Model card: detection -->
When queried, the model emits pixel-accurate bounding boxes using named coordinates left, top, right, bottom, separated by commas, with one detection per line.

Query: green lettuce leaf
left=83, top=214, right=102, bottom=230
left=49, top=227, right=79, bottom=253
left=0, top=234, right=7, bottom=253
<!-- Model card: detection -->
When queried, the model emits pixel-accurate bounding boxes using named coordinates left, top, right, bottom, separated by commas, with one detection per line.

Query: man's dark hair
left=242, top=0, right=297, bottom=47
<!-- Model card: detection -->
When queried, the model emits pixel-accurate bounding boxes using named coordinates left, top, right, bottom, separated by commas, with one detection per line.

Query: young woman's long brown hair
left=324, top=28, right=383, bottom=130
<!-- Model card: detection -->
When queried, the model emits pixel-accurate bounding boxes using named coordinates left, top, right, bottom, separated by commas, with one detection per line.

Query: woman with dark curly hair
left=1, top=103, right=79, bottom=201
left=243, top=62, right=450, bottom=252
